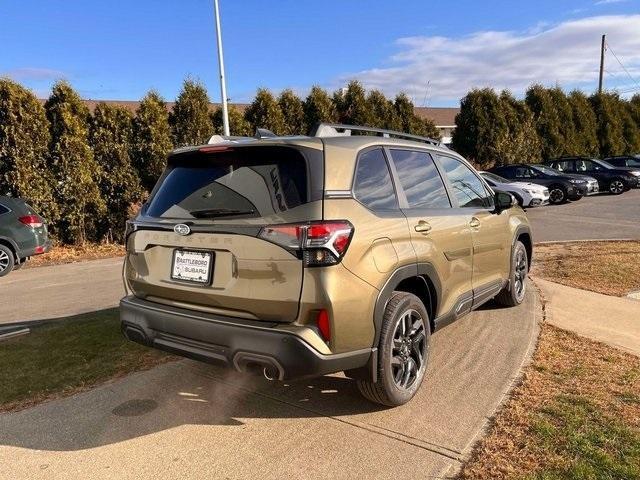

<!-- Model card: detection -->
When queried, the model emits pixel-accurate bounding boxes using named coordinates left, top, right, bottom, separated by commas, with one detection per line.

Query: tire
left=608, top=178, right=625, bottom=195
left=548, top=185, right=567, bottom=204
left=495, top=240, right=528, bottom=307
left=357, top=292, right=431, bottom=407
left=0, top=244, right=15, bottom=277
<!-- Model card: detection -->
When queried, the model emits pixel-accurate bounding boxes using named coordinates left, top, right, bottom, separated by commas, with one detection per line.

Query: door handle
left=414, top=220, right=432, bottom=234
left=469, top=217, right=481, bottom=229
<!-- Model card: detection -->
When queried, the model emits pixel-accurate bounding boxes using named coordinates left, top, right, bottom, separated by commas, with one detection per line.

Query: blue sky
left=1, top=0, right=639, bottom=106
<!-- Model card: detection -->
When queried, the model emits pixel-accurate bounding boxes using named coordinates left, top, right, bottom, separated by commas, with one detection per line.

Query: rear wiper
left=189, top=208, right=257, bottom=218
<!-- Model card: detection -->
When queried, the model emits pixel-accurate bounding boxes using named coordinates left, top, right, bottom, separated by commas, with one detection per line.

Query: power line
left=606, top=41, right=640, bottom=91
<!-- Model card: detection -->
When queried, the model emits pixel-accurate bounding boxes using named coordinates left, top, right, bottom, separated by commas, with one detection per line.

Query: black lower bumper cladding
left=120, top=296, right=371, bottom=381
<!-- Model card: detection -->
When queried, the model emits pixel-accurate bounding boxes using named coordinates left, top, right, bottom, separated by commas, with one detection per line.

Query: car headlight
left=569, top=179, right=583, bottom=184
left=630, top=171, right=640, bottom=177
left=523, top=189, right=536, bottom=194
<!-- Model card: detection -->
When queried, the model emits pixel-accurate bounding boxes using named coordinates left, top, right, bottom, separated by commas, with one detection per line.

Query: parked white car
left=480, top=171, right=550, bottom=207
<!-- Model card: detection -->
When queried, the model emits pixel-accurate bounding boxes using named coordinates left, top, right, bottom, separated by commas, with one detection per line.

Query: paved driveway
left=0, top=258, right=124, bottom=326
left=526, top=189, right=640, bottom=242
left=0, top=289, right=540, bottom=480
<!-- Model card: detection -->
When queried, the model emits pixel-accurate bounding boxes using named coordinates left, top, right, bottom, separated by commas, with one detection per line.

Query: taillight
left=258, top=220, right=353, bottom=266
left=18, top=215, right=43, bottom=228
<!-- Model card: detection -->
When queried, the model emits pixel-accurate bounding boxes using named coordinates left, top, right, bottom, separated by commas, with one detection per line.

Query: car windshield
left=481, top=172, right=509, bottom=183
left=531, top=165, right=559, bottom=176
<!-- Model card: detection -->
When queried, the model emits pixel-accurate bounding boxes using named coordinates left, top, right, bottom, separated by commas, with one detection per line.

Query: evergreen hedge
left=1, top=78, right=639, bottom=245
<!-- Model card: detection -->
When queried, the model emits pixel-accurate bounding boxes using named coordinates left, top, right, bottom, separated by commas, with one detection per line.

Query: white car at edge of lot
left=480, top=171, right=550, bottom=207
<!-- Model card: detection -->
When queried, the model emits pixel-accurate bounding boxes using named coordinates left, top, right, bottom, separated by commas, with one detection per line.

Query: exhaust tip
left=233, top=352, right=284, bottom=381
left=263, top=366, right=278, bottom=381
left=122, top=325, right=148, bottom=345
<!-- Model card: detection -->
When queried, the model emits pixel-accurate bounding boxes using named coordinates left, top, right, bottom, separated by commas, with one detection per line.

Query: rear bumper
left=120, top=295, right=372, bottom=381
left=18, top=239, right=52, bottom=259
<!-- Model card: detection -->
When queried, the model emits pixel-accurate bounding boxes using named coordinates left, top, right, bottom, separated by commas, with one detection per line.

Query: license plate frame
left=170, top=249, right=214, bottom=285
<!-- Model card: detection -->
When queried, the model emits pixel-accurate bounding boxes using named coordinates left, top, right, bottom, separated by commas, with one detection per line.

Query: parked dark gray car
left=0, top=196, right=51, bottom=276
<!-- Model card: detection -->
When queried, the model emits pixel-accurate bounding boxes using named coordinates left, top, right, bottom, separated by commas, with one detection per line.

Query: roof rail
left=311, top=123, right=443, bottom=147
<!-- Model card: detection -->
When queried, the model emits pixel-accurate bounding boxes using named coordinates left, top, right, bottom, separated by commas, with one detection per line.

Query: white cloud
left=595, top=0, right=628, bottom=5
left=1, top=67, right=66, bottom=82
left=343, top=15, right=640, bottom=104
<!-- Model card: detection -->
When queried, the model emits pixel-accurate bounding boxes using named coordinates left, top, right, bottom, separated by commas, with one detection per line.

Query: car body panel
left=121, top=134, right=533, bottom=381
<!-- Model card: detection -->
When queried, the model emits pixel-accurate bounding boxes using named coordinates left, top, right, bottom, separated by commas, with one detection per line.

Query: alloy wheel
left=549, top=188, right=565, bottom=204
left=609, top=180, right=624, bottom=194
left=0, top=250, right=9, bottom=273
left=514, top=248, right=527, bottom=301
left=391, top=309, right=427, bottom=390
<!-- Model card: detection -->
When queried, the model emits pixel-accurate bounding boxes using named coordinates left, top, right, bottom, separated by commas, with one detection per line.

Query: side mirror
left=494, top=191, right=516, bottom=213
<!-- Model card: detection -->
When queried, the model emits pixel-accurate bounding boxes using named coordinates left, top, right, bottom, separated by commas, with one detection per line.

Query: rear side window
left=353, top=149, right=398, bottom=210
left=146, top=146, right=320, bottom=219
left=390, top=149, right=450, bottom=208
left=553, top=160, right=573, bottom=172
left=438, top=155, right=493, bottom=208
left=0, top=204, right=9, bottom=215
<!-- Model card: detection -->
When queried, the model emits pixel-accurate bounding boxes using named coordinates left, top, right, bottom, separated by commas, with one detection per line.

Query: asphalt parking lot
left=526, top=188, right=640, bottom=242
left=0, top=289, right=540, bottom=480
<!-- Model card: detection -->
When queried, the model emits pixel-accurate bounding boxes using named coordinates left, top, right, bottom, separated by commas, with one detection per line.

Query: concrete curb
left=0, top=327, right=30, bottom=342
left=534, top=238, right=637, bottom=246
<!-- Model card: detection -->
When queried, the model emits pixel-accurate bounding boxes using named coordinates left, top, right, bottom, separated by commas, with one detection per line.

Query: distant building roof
left=38, top=99, right=459, bottom=127
left=414, top=107, right=459, bottom=127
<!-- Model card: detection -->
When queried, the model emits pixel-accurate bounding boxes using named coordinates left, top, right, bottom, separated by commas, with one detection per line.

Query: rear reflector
left=316, top=309, right=331, bottom=342
left=18, top=215, right=43, bottom=228
left=34, top=246, right=45, bottom=254
left=258, top=221, right=353, bottom=267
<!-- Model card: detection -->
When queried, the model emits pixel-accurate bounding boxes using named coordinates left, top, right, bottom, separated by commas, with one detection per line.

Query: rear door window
left=146, top=146, right=320, bottom=219
left=0, top=204, right=9, bottom=215
left=390, top=149, right=450, bottom=208
left=353, top=148, right=398, bottom=210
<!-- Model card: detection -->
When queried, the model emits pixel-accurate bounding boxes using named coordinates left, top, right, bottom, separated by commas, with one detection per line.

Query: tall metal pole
left=214, top=0, right=230, bottom=136
left=598, top=34, right=606, bottom=94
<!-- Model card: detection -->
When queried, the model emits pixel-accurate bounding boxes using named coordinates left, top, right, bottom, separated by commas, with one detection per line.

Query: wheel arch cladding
left=0, top=237, right=18, bottom=259
left=515, top=228, right=533, bottom=270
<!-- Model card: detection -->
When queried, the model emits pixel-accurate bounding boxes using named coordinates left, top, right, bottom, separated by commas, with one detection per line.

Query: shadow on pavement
left=0, top=292, right=537, bottom=455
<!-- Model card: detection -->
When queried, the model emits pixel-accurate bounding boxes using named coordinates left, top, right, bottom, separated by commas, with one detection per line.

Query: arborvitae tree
left=629, top=94, right=640, bottom=128
left=498, top=90, right=541, bottom=164
left=244, top=88, right=286, bottom=134
left=367, top=90, right=401, bottom=130
left=568, top=90, right=599, bottom=157
left=277, top=89, right=306, bottom=135
left=45, top=81, right=105, bottom=244
left=451, top=88, right=508, bottom=167
left=132, top=91, right=172, bottom=192
left=618, top=98, right=640, bottom=154
left=548, top=87, right=578, bottom=156
left=590, top=92, right=625, bottom=157
left=170, top=79, right=212, bottom=146
left=211, top=105, right=252, bottom=137
left=525, top=85, right=564, bottom=159
left=0, top=79, right=58, bottom=223
left=333, top=80, right=372, bottom=126
left=303, top=86, right=336, bottom=131
left=91, top=103, right=143, bottom=242
left=393, top=93, right=440, bottom=139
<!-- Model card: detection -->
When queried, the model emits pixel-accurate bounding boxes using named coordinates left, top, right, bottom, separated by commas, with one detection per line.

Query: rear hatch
left=125, top=142, right=324, bottom=323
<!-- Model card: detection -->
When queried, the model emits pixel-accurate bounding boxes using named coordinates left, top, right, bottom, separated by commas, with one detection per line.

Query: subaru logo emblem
left=174, top=224, right=191, bottom=236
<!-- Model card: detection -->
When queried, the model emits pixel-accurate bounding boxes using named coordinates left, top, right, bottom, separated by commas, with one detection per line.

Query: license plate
left=171, top=250, right=214, bottom=285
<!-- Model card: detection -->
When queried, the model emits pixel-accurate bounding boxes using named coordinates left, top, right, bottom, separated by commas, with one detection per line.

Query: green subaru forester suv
left=0, top=196, right=51, bottom=277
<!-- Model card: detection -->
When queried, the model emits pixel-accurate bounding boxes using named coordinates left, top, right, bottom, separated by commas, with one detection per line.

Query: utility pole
left=598, top=34, right=606, bottom=94
left=213, top=0, right=230, bottom=136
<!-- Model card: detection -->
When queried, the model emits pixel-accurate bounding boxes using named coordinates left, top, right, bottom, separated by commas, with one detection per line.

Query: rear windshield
left=146, top=146, right=322, bottom=219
